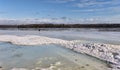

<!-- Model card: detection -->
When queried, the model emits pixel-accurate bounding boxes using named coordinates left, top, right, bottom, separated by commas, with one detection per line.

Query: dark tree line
left=0, top=24, right=120, bottom=28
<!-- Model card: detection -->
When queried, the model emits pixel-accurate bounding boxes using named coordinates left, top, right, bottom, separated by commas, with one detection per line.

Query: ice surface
left=0, top=29, right=120, bottom=70
left=0, top=29, right=120, bottom=45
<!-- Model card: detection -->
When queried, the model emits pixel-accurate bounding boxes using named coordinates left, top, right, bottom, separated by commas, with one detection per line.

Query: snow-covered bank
left=67, top=42, right=120, bottom=70
left=0, top=35, right=69, bottom=45
left=0, top=35, right=120, bottom=70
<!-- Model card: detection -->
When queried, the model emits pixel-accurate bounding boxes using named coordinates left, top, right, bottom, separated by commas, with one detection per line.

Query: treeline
left=0, top=24, right=120, bottom=28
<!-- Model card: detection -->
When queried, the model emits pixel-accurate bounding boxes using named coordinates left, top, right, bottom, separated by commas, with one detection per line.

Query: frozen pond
left=0, top=28, right=120, bottom=70
left=0, top=28, right=120, bottom=45
left=0, top=42, right=108, bottom=70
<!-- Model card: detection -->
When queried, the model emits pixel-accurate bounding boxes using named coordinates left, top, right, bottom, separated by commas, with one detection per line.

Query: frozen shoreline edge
left=0, top=35, right=120, bottom=70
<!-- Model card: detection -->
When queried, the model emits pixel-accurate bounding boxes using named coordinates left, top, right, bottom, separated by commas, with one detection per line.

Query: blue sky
left=0, top=0, right=120, bottom=24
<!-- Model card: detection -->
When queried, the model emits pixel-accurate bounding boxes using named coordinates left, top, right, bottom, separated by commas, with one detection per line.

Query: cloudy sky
left=0, top=0, right=120, bottom=24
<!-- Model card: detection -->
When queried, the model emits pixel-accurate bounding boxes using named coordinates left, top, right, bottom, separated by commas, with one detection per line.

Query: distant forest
left=0, top=24, right=120, bottom=28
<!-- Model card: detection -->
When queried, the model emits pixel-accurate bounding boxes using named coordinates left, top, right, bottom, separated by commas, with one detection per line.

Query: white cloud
left=0, top=16, right=120, bottom=24
left=72, top=6, right=120, bottom=13
left=76, top=0, right=120, bottom=8
left=0, top=18, right=77, bottom=24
